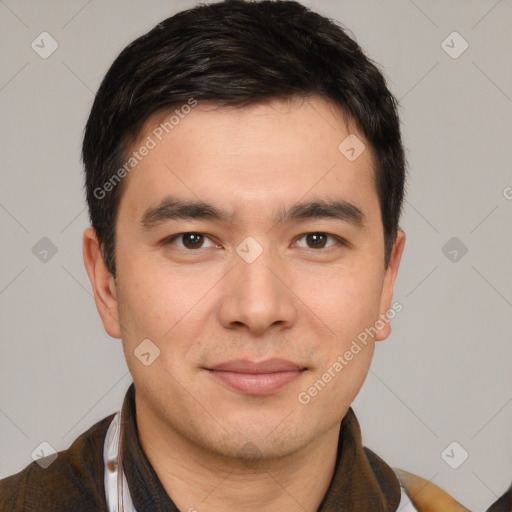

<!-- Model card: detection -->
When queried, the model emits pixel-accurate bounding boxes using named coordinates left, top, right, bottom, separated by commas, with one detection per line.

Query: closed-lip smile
left=205, top=358, right=307, bottom=395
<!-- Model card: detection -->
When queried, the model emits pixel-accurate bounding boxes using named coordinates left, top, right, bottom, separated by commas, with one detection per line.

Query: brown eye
left=165, top=232, right=216, bottom=250
left=305, top=233, right=328, bottom=249
left=295, top=232, right=339, bottom=250
left=182, top=233, right=204, bottom=249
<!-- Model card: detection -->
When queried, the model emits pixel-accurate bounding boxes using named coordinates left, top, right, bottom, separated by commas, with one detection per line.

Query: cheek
left=292, top=261, right=384, bottom=335
left=115, top=253, right=220, bottom=357
left=115, top=255, right=178, bottom=337
left=298, top=337, right=374, bottom=419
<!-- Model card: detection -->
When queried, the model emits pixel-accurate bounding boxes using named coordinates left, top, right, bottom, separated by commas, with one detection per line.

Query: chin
left=195, top=415, right=315, bottom=462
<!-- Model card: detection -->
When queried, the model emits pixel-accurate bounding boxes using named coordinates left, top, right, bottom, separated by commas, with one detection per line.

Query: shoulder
left=0, top=413, right=114, bottom=512
left=394, top=468, right=472, bottom=512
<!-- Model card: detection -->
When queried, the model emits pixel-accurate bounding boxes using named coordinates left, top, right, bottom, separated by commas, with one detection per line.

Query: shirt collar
left=120, top=383, right=400, bottom=511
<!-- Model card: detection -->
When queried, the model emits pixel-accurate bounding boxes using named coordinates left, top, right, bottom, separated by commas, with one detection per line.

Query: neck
left=135, top=398, right=341, bottom=512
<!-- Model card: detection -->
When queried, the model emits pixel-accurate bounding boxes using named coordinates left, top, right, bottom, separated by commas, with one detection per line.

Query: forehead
left=118, top=96, right=379, bottom=225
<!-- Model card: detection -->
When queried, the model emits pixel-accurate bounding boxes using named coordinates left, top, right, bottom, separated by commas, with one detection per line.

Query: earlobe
left=82, top=227, right=122, bottom=339
left=374, top=228, right=406, bottom=342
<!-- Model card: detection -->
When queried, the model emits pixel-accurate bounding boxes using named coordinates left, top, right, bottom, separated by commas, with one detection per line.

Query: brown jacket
left=0, top=384, right=470, bottom=511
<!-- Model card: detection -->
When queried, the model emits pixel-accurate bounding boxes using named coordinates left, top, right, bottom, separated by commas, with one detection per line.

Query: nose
left=217, top=243, right=298, bottom=336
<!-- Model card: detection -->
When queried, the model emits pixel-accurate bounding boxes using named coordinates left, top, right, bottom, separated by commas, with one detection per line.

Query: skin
left=83, top=95, right=405, bottom=512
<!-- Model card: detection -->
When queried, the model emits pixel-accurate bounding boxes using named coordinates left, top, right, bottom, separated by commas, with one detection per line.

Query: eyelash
left=163, top=232, right=345, bottom=251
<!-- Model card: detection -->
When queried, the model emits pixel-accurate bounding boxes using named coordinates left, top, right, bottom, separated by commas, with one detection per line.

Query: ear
left=375, top=228, right=406, bottom=342
left=83, top=226, right=121, bottom=339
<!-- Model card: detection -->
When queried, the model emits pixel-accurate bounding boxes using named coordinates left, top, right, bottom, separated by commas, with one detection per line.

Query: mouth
left=204, top=358, right=307, bottom=396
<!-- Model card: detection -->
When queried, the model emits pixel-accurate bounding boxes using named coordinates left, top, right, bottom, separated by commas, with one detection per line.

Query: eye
left=164, top=232, right=218, bottom=250
left=294, top=232, right=340, bottom=249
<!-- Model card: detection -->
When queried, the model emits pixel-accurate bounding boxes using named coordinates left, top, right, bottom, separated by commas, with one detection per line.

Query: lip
left=205, top=358, right=307, bottom=396
left=207, top=358, right=305, bottom=373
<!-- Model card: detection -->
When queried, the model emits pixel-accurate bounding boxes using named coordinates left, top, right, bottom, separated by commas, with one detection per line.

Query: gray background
left=1, top=0, right=511, bottom=510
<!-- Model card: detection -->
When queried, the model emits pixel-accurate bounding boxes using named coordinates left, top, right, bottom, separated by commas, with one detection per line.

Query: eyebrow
left=275, top=199, right=364, bottom=226
left=140, top=195, right=365, bottom=230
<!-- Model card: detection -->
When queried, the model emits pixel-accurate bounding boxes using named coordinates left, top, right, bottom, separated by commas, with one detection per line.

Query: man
left=0, top=1, right=470, bottom=510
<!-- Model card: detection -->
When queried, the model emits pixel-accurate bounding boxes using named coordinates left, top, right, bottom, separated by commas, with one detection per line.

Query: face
left=84, top=96, right=404, bottom=463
